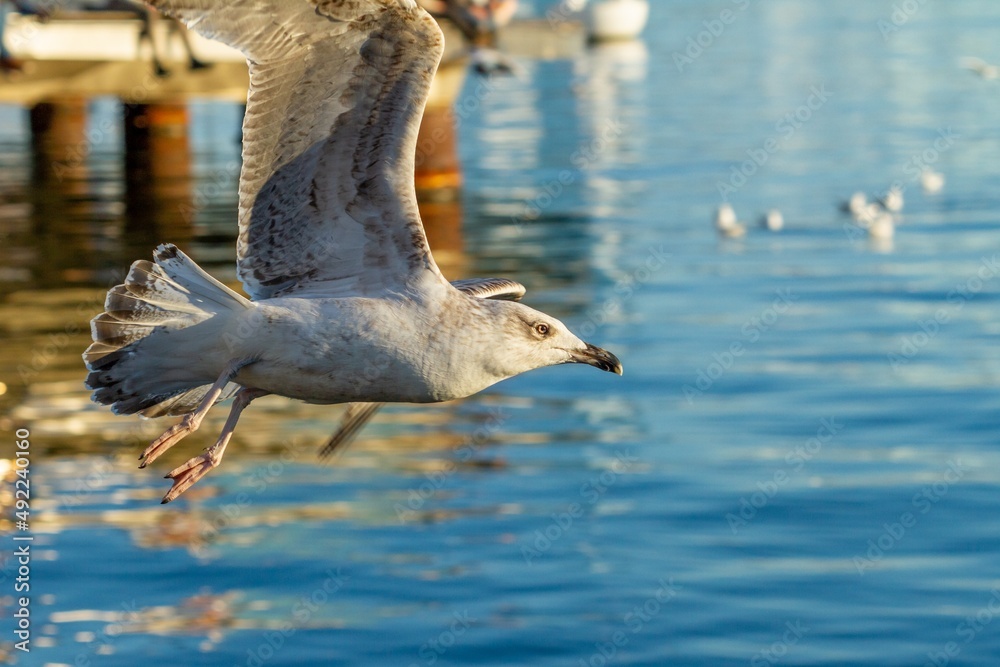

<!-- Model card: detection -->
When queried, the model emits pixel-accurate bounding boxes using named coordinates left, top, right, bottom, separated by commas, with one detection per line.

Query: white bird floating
left=879, top=186, right=904, bottom=213
left=759, top=209, right=784, bottom=232
left=715, top=204, right=746, bottom=238
left=867, top=211, right=895, bottom=240
left=920, top=168, right=945, bottom=194
left=960, top=56, right=1000, bottom=80
left=840, top=191, right=868, bottom=217
left=850, top=201, right=894, bottom=240
left=83, top=0, right=622, bottom=504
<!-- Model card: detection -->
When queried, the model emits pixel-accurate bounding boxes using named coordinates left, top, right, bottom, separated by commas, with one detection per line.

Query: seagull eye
left=534, top=323, right=550, bottom=337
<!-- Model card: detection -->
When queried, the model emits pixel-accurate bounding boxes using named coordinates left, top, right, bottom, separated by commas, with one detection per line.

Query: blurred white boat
left=584, top=0, right=649, bottom=41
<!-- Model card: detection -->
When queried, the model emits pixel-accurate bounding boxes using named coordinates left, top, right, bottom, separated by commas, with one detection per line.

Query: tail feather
left=104, top=284, right=196, bottom=324
left=84, top=244, right=252, bottom=417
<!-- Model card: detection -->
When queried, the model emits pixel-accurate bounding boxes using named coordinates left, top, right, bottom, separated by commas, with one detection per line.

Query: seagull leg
left=161, top=388, right=269, bottom=504
left=139, top=361, right=245, bottom=469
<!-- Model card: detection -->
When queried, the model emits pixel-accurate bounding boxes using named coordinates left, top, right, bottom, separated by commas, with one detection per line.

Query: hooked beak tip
left=574, top=343, right=623, bottom=376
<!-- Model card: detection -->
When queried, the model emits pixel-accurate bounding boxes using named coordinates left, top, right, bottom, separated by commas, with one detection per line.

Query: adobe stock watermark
left=575, top=245, right=670, bottom=339
left=923, top=587, right=1000, bottom=667
left=415, top=75, right=497, bottom=169
left=19, top=288, right=107, bottom=385
left=577, top=578, right=682, bottom=667
left=239, top=567, right=350, bottom=666
left=843, top=127, right=958, bottom=242
left=900, top=127, right=958, bottom=184
left=725, top=417, right=844, bottom=534
left=393, top=408, right=507, bottom=523
left=682, top=288, right=798, bottom=404
left=179, top=159, right=241, bottom=225
left=888, top=254, right=999, bottom=369
left=510, top=118, right=625, bottom=227
left=717, top=85, right=833, bottom=200
left=751, top=620, right=810, bottom=667
left=878, top=0, right=932, bottom=41
left=59, top=599, right=145, bottom=667
left=853, top=460, right=966, bottom=575
left=545, top=0, right=585, bottom=28
left=189, top=435, right=308, bottom=558
left=408, top=610, right=476, bottom=667
left=672, top=0, right=754, bottom=72
left=520, top=449, right=639, bottom=565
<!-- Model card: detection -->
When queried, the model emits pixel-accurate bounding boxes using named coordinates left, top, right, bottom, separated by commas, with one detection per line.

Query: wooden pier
left=0, top=12, right=586, bottom=206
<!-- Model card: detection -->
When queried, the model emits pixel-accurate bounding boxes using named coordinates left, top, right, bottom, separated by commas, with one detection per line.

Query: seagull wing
left=317, top=276, right=526, bottom=459
left=317, top=401, right=386, bottom=460
left=149, top=0, right=448, bottom=299
left=449, top=277, right=526, bottom=301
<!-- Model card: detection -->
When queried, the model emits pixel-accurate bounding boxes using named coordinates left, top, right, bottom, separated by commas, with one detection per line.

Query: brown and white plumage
left=319, top=276, right=527, bottom=459
left=85, top=0, right=621, bottom=503
left=152, top=0, right=447, bottom=299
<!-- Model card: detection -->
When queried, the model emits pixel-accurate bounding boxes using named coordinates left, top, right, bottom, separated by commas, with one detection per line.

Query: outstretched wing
left=149, top=0, right=448, bottom=299
left=317, top=276, right=526, bottom=459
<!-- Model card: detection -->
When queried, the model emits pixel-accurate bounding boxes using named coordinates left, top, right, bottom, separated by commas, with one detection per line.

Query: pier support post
left=414, top=106, right=462, bottom=202
left=29, top=96, right=88, bottom=184
left=122, top=102, right=193, bottom=246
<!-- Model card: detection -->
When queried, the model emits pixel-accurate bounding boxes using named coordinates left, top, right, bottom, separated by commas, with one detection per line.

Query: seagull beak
left=571, top=343, right=624, bottom=376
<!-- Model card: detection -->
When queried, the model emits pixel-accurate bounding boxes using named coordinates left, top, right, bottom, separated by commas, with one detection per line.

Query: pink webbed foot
left=157, top=387, right=268, bottom=503
left=161, top=448, right=224, bottom=504
left=139, top=415, right=203, bottom=468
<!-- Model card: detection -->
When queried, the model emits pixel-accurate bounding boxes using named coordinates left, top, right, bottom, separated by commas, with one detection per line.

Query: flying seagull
left=83, top=0, right=622, bottom=504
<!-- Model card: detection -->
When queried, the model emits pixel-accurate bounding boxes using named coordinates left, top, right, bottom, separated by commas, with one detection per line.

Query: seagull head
left=481, top=300, right=623, bottom=379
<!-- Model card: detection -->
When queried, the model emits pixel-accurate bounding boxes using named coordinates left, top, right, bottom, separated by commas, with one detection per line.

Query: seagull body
left=225, top=291, right=561, bottom=405
left=84, top=0, right=620, bottom=503
left=921, top=168, right=945, bottom=194
left=960, top=56, right=1000, bottom=80
left=854, top=202, right=886, bottom=227
left=714, top=204, right=746, bottom=238
left=867, top=212, right=895, bottom=240
left=852, top=202, right=886, bottom=229
left=879, top=186, right=904, bottom=213
left=840, top=191, right=867, bottom=217
left=760, top=209, right=784, bottom=232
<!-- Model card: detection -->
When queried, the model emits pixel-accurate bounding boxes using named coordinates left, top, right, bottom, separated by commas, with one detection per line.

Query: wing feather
left=149, top=0, right=448, bottom=299
left=450, top=277, right=525, bottom=301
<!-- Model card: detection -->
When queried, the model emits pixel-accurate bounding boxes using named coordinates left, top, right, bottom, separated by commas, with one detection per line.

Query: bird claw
left=139, top=417, right=200, bottom=468
left=160, top=452, right=219, bottom=504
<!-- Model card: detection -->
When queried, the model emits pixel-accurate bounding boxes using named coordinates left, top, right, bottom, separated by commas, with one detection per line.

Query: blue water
left=4, top=1, right=1000, bottom=665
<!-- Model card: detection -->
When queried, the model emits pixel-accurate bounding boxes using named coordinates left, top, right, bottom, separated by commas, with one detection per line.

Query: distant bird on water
left=960, top=56, right=1000, bottom=80
left=714, top=204, right=746, bottom=238
left=840, top=191, right=868, bottom=217
left=878, top=186, right=904, bottom=213
left=759, top=209, right=784, bottom=232
left=866, top=210, right=895, bottom=240
left=920, top=168, right=945, bottom=194
left=84, top=0, right=621, bottom=503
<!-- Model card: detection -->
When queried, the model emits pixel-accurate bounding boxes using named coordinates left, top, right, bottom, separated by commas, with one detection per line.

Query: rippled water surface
left=4, top=2, right=1000, bottom=665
